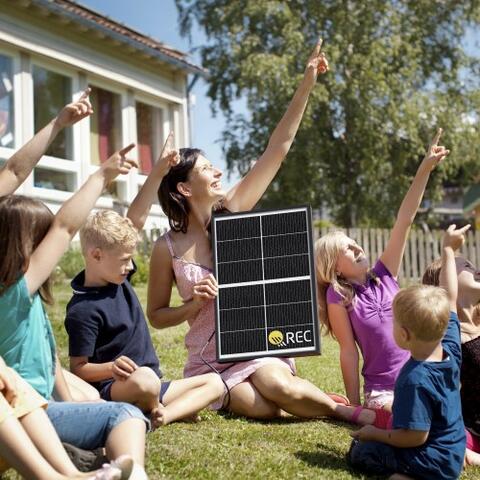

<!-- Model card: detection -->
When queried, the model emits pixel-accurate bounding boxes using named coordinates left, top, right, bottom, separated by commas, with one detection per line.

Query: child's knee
left=128, top=367, right=161, bottom=397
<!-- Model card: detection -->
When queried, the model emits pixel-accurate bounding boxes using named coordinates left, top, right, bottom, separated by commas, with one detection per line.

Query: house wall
left=0, top=3, right=191, bottom=231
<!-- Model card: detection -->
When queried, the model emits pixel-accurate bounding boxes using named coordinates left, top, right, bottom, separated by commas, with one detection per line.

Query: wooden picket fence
left=316, top=227, right=480, bottom=284
left=138, top=226, right=480, bottom=285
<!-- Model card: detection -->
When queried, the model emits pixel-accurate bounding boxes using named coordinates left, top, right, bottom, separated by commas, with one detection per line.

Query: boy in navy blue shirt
left=348, top=224, right=469, bottom=480
left=65, top=141, right=223, bottom=427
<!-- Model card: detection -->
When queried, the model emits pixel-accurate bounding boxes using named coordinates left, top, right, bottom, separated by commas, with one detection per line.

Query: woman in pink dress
left=146, top=41, right=387, bottom=425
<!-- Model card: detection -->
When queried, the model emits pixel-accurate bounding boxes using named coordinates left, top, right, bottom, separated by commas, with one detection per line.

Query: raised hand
left=54, top=88, right=93, bottom=129
left=100, top=143, right=138, bottom=183
left=191, top=274, right=218, bottom=307
left=443, top=224, right=471, bottom=252
left=112, top=355, right=138, bottom=382
left=304, top=38, right=329, bottom=89
left=422, top=128, right=450, bottom=171
left=155, top=131, right=180, bottom=177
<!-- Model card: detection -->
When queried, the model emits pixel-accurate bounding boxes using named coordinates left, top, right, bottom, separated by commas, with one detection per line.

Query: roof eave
left=32, top=0, right=208, bottom=77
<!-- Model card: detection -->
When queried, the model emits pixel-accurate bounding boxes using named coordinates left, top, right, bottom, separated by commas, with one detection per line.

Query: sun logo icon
left=268, top=330, right=286, bottom=347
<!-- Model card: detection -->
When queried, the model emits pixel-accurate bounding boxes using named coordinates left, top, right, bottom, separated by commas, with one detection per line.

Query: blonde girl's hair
left=314, top=231, right=356, bottom=337
left=315, top=230, right=379, bottom=337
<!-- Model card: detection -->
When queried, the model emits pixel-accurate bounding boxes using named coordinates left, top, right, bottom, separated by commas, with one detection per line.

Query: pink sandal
left=350, top=405, right=392, bottom=429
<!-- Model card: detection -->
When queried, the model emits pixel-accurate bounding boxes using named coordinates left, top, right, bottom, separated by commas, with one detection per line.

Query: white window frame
left=0, top=45, right=20, bottom=162
left=86, top=77, right=129, bottom=206
left=29, top=57, right=79, bottom=201
left=133, top=93, right=173, bottom=214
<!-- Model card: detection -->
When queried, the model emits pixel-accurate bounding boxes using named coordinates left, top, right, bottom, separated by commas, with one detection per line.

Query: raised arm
left=224, top=39, right=329, bottom=212
left=147, top=237, right=218, bottom=329
left=127, top=132, right=179, bottom=230
left=0, top=88, right=93, bottom=196
left=440, top=224, right=470, bottom=312
left=25, top=144, right=137, bottom=296
left=380, top=129, right=449, bottom=277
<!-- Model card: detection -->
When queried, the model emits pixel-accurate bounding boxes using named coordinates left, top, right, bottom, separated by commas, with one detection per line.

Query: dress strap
left=164, top=231, right=175, bottom=257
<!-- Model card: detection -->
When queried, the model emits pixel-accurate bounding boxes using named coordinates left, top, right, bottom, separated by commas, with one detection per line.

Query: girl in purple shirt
left=315, top=129, right=449, bottom=409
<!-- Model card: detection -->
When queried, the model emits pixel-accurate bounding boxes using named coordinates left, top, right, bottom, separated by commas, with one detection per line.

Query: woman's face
left=335, top=235, right=369, bottom=281
left=456, top=257, right=480, bottom=305
left=186, top=155, right=225, bottom=202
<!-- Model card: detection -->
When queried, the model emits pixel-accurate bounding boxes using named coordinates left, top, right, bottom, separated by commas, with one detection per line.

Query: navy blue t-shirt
left=391, top=312, right=466, bottom=480
left=65, top=265, right=162, bottom=392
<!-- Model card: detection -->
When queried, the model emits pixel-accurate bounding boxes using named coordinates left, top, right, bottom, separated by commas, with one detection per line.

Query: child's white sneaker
left=89, top=455, right=134, bottom=480
left=129, top=462, right=148, bottom=480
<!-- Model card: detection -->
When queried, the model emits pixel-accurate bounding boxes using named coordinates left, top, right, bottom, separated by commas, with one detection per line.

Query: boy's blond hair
left=393, top=285, right=450, bottom=342
left=80, top=210, right=140, bottom=253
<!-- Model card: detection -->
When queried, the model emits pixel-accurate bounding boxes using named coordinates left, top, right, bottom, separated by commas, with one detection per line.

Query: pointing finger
left=79, top=87, right=91, bottom=101
left=314, top=37, right=323, bottom=56
left=430, top=128, right=443, bottom=147
left=119, top=143, right=136, bottom=156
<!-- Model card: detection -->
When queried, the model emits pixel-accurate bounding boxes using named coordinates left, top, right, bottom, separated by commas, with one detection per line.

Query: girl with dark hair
left=142, top=40, right=391, bottom=425
left=0, top=134, right=150, bottom=478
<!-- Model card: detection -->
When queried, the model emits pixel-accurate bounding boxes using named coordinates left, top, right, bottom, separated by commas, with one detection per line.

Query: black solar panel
left=212, top=206, right=321, bottom=362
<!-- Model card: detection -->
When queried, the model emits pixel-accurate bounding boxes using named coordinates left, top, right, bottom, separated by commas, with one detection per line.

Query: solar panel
left=212, top=206, right=321, bottom=362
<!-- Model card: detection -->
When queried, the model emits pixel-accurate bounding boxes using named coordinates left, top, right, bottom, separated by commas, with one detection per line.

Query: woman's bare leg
left=227, top=380, right=284, bottom=419
left=249, top=365, right=377, bottom=423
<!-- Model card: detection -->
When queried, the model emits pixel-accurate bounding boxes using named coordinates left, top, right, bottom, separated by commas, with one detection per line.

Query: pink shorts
left=364, top=389, right=394, bottom=409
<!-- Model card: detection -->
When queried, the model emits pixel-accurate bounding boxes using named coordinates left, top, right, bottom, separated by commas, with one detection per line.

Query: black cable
left=199, top=331, right=232, bottom=410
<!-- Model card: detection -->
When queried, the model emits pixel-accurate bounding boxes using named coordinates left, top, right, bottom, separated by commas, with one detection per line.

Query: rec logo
left=268, top=329, right=313, bottom=347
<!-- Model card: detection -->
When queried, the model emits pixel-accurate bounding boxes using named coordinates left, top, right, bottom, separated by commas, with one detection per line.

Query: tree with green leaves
left=177, top=0, right=480, bottom=227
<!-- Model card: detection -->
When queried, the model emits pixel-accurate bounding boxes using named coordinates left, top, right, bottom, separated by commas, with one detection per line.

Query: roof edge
left=30, top=0, right=208, bottom=77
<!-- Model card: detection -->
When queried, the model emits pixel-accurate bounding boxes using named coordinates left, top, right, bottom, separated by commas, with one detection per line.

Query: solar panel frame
left=212, top=205, right=321, bottom=363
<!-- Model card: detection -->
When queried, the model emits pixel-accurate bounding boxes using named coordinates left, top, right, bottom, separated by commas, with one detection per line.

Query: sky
left=80, top=0, right=241, bottom=187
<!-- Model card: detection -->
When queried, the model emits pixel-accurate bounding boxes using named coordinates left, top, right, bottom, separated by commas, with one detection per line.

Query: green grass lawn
left=6, top=280, right=480, bottom=480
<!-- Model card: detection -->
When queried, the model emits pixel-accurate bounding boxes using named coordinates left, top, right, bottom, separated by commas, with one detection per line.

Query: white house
left=0, top=0, right=205, bottom=230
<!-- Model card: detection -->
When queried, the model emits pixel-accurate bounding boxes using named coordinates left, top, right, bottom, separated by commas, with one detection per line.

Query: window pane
left=136, top=101, right=163, bottom=175
left=33, top=66, right=72, bottom=159
left=34, top=168, right=74, bottom=192
left=90, top=86, right=122, bottom=165
left=0, top=55, right=14, bottom=148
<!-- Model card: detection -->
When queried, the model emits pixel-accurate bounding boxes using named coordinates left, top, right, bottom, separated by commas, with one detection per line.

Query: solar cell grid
left=213, top=207, right=320, bottom=361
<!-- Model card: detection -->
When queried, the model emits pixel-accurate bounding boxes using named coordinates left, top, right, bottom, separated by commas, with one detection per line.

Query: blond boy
left=65, top=210, right=223, bottom=427
left=348, top=224, right=469, bottom=480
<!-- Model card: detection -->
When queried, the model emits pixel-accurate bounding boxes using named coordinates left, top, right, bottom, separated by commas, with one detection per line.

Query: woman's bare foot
left=182, top=413, right=201, bottom=423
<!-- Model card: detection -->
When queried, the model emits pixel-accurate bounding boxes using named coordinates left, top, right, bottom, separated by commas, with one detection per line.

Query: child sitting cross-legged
left=348, top=224, right=469, bottom=480
left=65, top=137, right=224, bottom=428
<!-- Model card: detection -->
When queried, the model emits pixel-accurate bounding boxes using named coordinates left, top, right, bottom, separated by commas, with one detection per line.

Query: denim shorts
left=100, top=379, right=171, bottom=404
left=47, top=401, right=150, bottom=450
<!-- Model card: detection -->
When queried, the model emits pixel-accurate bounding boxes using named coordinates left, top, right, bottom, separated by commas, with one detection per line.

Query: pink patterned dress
left=164, top=232, right=296, bottom=409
